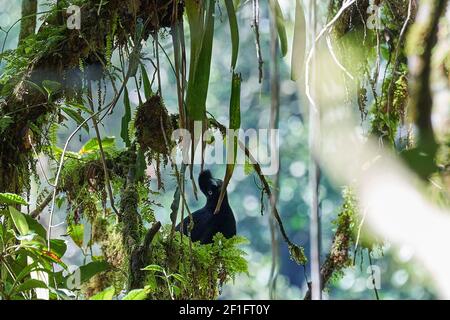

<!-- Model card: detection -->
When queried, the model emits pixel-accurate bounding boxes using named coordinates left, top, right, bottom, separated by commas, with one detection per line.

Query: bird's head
left=198, top=170, right=226, bottom=205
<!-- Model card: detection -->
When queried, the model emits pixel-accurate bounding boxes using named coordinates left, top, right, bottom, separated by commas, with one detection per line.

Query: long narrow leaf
left=78, top=136, right=115, bottom=155
left=141, top=64, right=153, bottom=100
left=291, top=0, right=306, bottom=80
left=9, top=206, right=29, bottom=236
left=271, top=0, right=288, bottom=57
left=62, top=107, right=89, bottom=134
left=186, top=0, right=215, bottom=121
left=224, top=0, right=239, bottom=70
left=121, top=87, right=132, bottom=147
left=215, top=73, right=241, bottom=214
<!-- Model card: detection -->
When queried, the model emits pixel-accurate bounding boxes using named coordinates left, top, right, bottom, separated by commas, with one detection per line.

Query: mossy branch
left=304, top=208, right=353, bottom=299
left=404, top=0, right=447, bottom=177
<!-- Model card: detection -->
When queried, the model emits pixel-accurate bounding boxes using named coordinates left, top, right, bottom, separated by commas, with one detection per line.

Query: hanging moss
left=135, top=95, right=174, bottom=155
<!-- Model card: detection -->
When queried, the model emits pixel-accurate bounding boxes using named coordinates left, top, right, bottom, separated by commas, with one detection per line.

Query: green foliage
left=122, top=287, right=151, bottom=300
left=270, top=0, right=288, bottom=57
left=185, top=0, right=215, bottom=122
left=0, top=193, right=28, bottom=206
left=2, top=0, right=441, bottom=301
left=120, top=87, right=132, bottom=148
left=89, top=286, right=115, bottom=300
left=224, top=0, right=240, bottom=70
left=0, top=198, right=68, bottom=300
left=139, top=230, right=249, bottom=300
left=0, top=25, right=66, bottom=92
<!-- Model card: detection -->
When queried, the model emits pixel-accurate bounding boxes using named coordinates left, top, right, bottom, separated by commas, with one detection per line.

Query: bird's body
left=176, top=170, right=236, bottom=244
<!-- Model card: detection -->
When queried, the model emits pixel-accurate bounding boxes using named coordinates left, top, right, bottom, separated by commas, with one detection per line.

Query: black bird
left=176, top=170, right=236, bottom=244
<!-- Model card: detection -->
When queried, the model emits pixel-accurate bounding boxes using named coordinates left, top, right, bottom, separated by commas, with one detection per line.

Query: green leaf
left=121, top=87, right=132, bottom=148
left=172, top=285, right=181, bottom=296
left=0, top=115, right=13, bottom=134
left=0, top=193, right=28, bottom=205
left=170, top=273, right=186, bottom=284
left=42, top=80, right=61, bottom=99
left=64, top=102, right=92, bottom=114
left=22, top=80, right=47, bottom=98
left=142, top=264, right=164, bottom=273
left=79, top=136, right=115, bottom=155
left=141, top=64, right=153, bottom=100
left=215, top=73, right=241, bottom=214
left=50, top=239, right=67, bottom=259
left=8, top=206, right=29, bottom=236
left=186, top=0, right=215, bottom=121
left=291, top=0, right=306, bottom=80
left=24, top=215, right=46, bottom=239
left=122, top=288, right=149, bottom=300
left=90, top=286, right=115, bottom=300
left=61, top=107, right=89, bottom=133
left=78, top=260, right=109, bottom=284
left=68, top=224, right=84, bottom=248
left=15, top=262, right=40, bottom=283
left=15, top=279, right=47, bottom=294
left=16, top=233, right=38, bottom=242
left=271, top=0, right=288, bottom=57
left=224, top=0, right=239, bottom=70
left=51, top=145, right=80, bottom=160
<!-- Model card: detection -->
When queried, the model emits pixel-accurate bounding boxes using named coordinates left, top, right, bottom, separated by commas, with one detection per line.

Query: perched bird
left=176, top=170, right=236, bottom=244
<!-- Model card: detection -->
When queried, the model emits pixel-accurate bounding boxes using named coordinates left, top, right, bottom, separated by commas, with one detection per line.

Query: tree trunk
left=19, top=0, right=38, bottom=44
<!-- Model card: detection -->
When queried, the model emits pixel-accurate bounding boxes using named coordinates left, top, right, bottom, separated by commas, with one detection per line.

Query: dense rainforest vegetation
left=0, top=0, right=448, bottom=300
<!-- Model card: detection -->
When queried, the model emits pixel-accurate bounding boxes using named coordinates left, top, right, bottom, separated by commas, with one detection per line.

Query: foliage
left=0, top=194, right=67, bottom=299
left=0, top=0, right=447, bottom=301
left=90, top=231, right=249, bottom=300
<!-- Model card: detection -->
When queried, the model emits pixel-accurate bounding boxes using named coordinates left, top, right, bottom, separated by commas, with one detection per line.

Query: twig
left=268, top=0, right=280, bottom=299
left=30, top=191, right=54, bottom=218
left=307, top=0, right=322, bottom=300
left=252, top=0, right=264, bottom=83
left=367, top=249, right=380, bottom=300
left=86, top=82, right=120, bottom=217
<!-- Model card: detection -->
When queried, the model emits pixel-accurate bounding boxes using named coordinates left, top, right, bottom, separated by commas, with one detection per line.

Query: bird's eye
left=208, top=190, right=213, bottom=196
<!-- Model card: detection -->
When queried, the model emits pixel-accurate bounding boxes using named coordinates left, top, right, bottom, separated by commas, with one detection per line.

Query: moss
left=82, top=271, right=112, bottom=298
left=82, top=223, right=127, bottom=298
left=120, top=186, right=142, bottom=249
left=393, top=74, right=408, bottom=121
left=320, top=188, right=358, bottom=286
left=0, top=0, right=184, bottom=193
left=140, top=228, right=249, bottom=300
left=135, top=95, right=174, bottom=155
left=58, top=149, right=129, bottom=222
